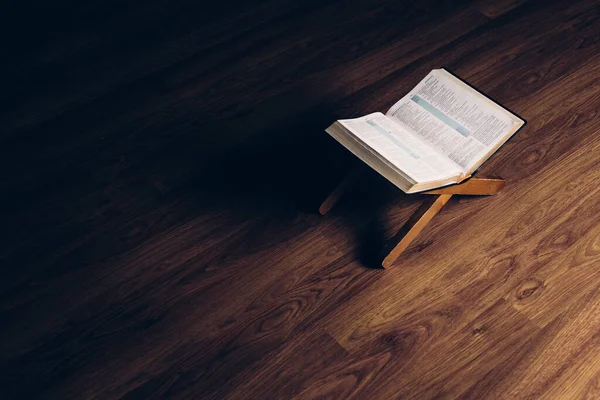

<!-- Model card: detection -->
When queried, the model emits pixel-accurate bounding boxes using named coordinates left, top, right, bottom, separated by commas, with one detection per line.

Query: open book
left=326, top=69, right=525, bottom=193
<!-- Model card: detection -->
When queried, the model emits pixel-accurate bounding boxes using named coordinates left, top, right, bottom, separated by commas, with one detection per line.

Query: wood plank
left=461, top=285, right=600, bottom=399
left=4, top=0, right=600, bottom=399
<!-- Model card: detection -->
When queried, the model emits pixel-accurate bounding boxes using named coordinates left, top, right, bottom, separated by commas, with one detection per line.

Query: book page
left=338, top=112, right=462, bottom=183
left=386, top=69, right=524, bottom=173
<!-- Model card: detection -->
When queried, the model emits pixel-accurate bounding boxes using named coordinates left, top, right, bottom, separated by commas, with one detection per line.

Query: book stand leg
left=318, top=166, right=365, bottom=216
left=319, top=172, right=505, bottom=268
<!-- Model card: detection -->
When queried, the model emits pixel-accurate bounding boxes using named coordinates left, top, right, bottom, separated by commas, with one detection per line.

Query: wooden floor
left=2, top=0, right=600, bottom=398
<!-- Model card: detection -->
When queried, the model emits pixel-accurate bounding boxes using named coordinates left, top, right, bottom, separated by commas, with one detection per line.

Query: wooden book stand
left=319, top=167, right=505, bottom=268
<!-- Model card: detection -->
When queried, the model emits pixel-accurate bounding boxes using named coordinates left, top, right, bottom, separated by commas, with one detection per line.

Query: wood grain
left=3, top=0, right=600, bottom=399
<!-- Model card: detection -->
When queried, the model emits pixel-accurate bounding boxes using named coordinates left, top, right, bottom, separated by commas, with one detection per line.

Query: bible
left=325, top=69, right=525, bottom=193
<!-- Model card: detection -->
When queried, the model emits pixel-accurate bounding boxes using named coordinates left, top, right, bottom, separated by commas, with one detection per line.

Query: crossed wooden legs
left=319, top=168, right=505, bottom=268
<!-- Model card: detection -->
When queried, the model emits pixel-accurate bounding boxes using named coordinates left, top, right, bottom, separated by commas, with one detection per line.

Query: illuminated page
left=387, top=69, right=524, bottom=172
left=339, top=112, right=462, bottom=183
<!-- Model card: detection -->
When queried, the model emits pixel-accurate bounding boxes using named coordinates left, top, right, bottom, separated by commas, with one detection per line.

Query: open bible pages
left=326, top=112, right=463, bottom=193
left=325, top=68, right=525, bottom=193
left=386, top=69, right=524, bottom=174
left=338, top=113, right=463, bottom=183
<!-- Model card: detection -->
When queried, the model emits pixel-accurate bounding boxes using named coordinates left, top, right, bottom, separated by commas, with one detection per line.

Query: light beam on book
left=325, top=69, right=525, bottom=193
